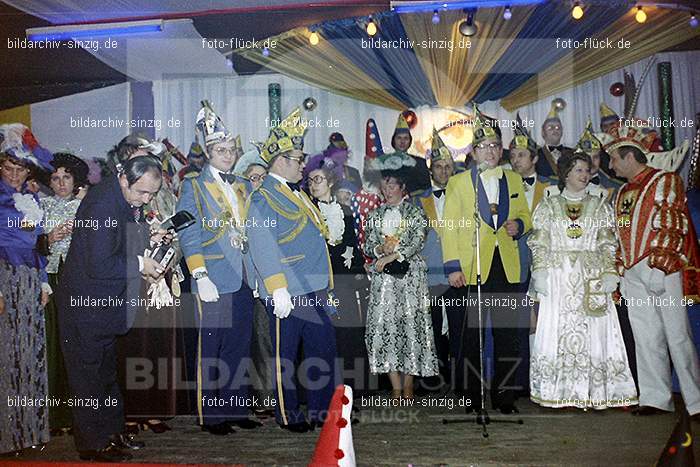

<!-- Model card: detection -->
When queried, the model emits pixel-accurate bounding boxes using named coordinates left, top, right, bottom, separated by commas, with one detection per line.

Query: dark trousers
left=60, top=318, right=124, bottom=451
left=446, top=249, right=523, bottom=409
left=195, top=284, right=254, bottom=425
left=419, top=285, right=452, bottom=392
left=265, top=291, right=338, bottom=426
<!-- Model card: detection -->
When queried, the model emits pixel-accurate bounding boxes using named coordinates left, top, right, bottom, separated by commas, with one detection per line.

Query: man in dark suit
left=58, top=155, right=167, bottom=462
left=391, top=113, right=431, bottom=195
left=535, top=102, right=574, bottom=178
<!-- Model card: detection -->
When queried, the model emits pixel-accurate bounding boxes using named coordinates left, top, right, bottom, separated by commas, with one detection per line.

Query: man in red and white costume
left=605, top=123, right=700, bottom=420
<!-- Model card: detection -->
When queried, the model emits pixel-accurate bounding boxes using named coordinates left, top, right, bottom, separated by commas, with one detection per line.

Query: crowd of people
left=1, top=98, right=699, bottom=462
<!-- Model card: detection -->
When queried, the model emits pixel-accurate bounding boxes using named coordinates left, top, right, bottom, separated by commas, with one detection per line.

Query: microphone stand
left=442, top=166, right=524, bottom=437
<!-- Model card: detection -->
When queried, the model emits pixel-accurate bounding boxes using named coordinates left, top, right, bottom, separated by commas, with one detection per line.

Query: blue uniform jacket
left=412, top=188, right=449, bottom=287
left=176, top=164, right=254, bottom=294
left=246, top=174, right=332, bottom=298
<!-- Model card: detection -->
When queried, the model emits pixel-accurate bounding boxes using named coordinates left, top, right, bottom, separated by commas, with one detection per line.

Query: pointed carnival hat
left=309, top=385, right=356, bottom=467
left=543, top=100, right=562, bottom=126
left=509, top=112, right=537, bottom=154
left=260, top=108, right=307, bottom=164
left=390, top=112, right=412, bottom=150
left=599, top=102, right=620, bottom=133
left=471, top=102, right=500, bottom=145
left=194, top=100, right=234, bottom=157
left=430, top=127, right=453, bottom=163
left=365, top=118, right=384, bottom=162
left=233, top=135, right=243, bottom=152
left=0, top=123, right=53, bottom=171
left=575, top=117, right=602, bottom=155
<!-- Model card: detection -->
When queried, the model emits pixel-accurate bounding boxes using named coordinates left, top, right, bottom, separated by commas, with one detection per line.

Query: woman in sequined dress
left=363, top=165, right=438, bottom=400
left=40, top=153, right=89, bottom=435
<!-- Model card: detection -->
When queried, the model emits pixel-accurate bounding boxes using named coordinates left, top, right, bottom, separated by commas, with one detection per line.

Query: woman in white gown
left=528, top=152, right=637, bottom=410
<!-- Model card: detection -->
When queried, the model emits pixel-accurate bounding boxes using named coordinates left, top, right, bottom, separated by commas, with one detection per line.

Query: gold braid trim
left=192, top=179, right=228, bottom=247
left=258, top=189, right=307, bottom=244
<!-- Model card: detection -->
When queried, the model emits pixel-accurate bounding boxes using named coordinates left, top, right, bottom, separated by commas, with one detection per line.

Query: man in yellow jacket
left=442, top=105, right=532, bottom=414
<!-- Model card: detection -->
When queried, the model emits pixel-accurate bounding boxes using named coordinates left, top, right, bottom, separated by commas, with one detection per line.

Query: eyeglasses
left=475, top=142, right=501, bottom=150
left=211, top=147, right=237, bottom=156
left=308, top=175, right=327, bottom=185
left=0, top=164, right=30, bottom=175
left=249, top=174, right=266, bottom=183
left=283, top=155, right=305, bottom=164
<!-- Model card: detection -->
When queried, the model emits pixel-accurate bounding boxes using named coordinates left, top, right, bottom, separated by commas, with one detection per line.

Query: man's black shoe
left=499, top=404, right=519, bottom=415
left=280, top=421, right=312, bottom=433
left=201, top=422, right=235, bottom=435
left=109, top=433, right=145, bottom=450
left=632, top=406, right=671, bottom=416
left=229, top=418, right=263, bottom=430
left=79, top=445, right=132, bottom=462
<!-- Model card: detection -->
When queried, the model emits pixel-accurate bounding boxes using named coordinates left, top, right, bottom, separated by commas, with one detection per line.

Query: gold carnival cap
left=509, top=112, right=537, bottom=153
left=394, top=113, right=410, bottom=135
left=261, top=108, right=307, bottom=163
left=430, top=127, right=452, bottom=163
left=543, top=100, right=562, bottom=125
left=575, top=117, right=602, bottom=155
left=472, top=102, right=498, bottom=145
left=599, top=102, right=620, bottom=132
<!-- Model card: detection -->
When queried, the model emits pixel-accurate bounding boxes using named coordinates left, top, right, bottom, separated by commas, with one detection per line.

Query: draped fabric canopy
left=235, top=5, right=699, bottom=110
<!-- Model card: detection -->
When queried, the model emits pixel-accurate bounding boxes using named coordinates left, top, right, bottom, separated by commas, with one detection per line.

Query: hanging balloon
left=303, top=97, right=317, bottom=111
left=551, top=98, right=566, bottom=111
left=402, top=109, right=418, bottom=129
left=610, top=82, right=625, bottom=97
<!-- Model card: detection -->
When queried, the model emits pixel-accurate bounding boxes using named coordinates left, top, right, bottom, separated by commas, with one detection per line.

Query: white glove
left=342, top=246, right=354, bottom=269
left=600, top=274, right=620, bottom=294
left=531, top=270, right=548, bottom=297
left=196, top=276, right=220, bottom=303
left=272, top=287, right=294, bottom=319
left=648, top=268, right=666, bottom=296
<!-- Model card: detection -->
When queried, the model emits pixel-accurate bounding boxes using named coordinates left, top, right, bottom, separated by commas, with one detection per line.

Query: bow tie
left=547, top=145, right=563, bottom=152
left=219, top=172, right=236, bottom=184
left=287, top=181, right=300, bottom=192
left=480, top=166, right=503, bottom=181
left=589, top=175, right=600, bottom=185
left=433, top=189, right=445, bottom=198
left=523, top=176, right=535, bottom=186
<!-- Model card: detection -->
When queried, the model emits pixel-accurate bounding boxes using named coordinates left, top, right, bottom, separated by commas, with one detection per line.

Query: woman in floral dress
left=363, top=158, right=438, bottom=400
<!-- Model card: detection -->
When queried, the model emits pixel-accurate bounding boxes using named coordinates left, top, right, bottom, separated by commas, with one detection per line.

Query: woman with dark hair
left=527, top=151, right=637, bottom=410
left=306, top=160, right=366, bottom=392
left=40, top=152, right=89, bottom=435
left=0, top=124, right=53, bottom=456
left=363, top=155, right=438, bottom=400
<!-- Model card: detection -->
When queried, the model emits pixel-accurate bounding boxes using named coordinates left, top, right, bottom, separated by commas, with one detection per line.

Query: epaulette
left=184, top=171, right=199, bottom=179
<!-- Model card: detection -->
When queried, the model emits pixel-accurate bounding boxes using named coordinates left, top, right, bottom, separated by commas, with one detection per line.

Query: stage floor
left=6, top=394, right=699, bottom=466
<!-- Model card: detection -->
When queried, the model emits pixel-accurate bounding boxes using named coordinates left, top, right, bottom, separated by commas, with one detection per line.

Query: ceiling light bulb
left=635, top=6, right=646, bottom=23
left=309, top=31, right=319, bottom=45
left=690, top=14, right=698, bottom=28
left=572, top=3, right=584, bottom=20
left=367, top=20, right=377, bottom=36
left=503, top=7, right=512, bottom=20
left=432, top=10, right=440, bottom=24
